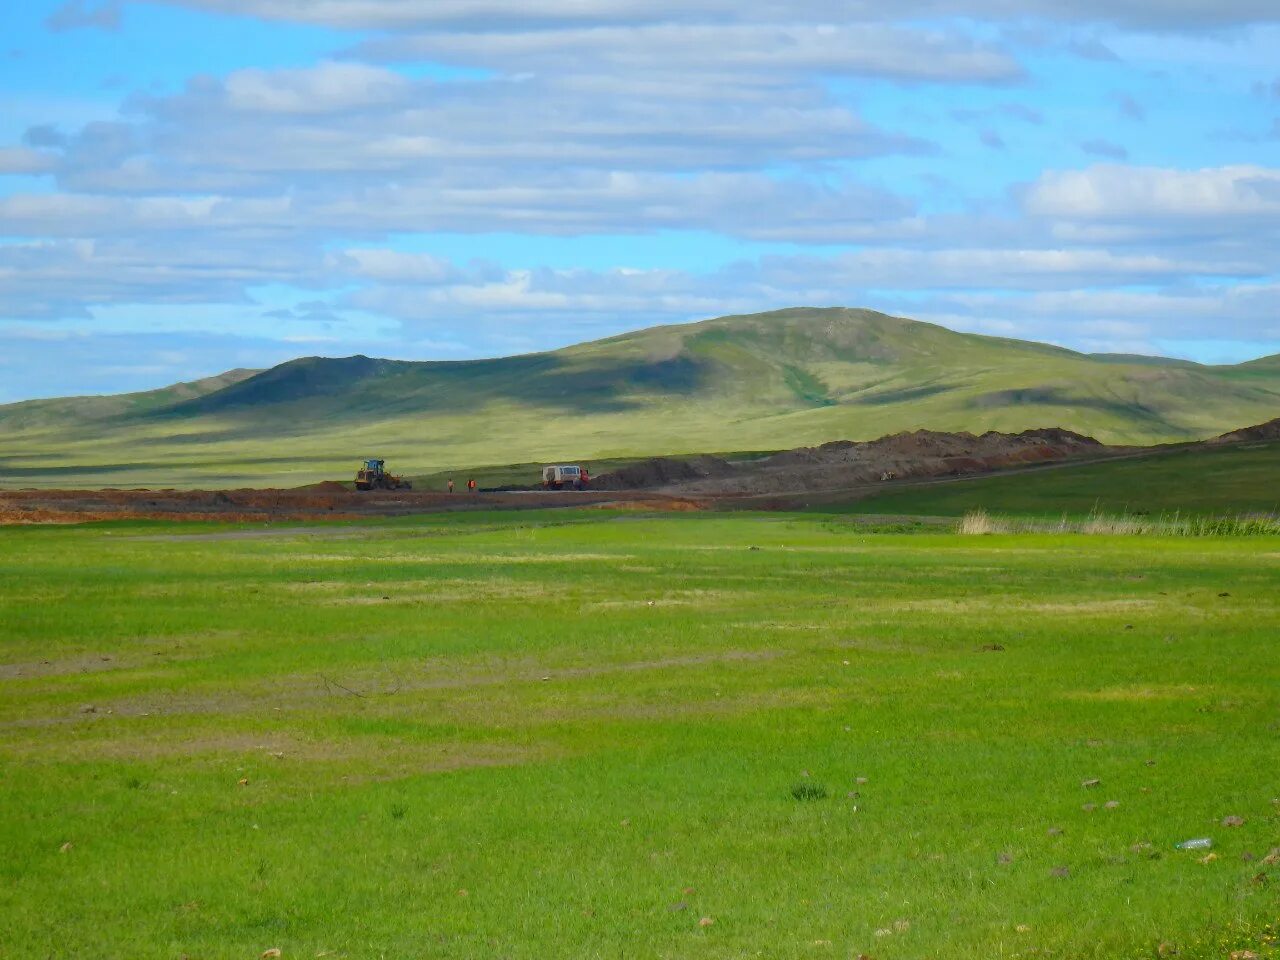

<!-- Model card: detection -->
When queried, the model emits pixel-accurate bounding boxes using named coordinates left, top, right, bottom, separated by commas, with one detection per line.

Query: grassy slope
left=2, top=308, right=1279, bottom=488
left=1, top=513, right=1277, bottom=959
left=832, top=439, right=1280, bottom=518
left=0, top=368, right=260, bottom=431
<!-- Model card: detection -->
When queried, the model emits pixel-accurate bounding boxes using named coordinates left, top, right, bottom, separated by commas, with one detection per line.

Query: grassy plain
left=1, top=511, right=1278, bottom=959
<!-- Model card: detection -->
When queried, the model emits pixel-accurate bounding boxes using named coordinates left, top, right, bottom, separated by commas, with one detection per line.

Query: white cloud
left=355, top=23, right=1022, bottom=83
left=32, top=61, right=925, bottom=207
left=1025, top=164, right=1280, bottom=220
left=142, top=0, right=1280, bottom=29
left=223, top=61, right=411, bottom=114
left=2, top=1, right=1278, bottom=385
left=0, top=148, right=58, bottom=175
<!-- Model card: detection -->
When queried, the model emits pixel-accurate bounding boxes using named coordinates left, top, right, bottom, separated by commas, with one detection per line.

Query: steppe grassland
left=1, top=510, right=1277, bottom=959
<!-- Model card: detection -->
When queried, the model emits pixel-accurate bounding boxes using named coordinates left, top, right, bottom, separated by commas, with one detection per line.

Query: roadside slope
left=821, top=436, right=1280, bottom=517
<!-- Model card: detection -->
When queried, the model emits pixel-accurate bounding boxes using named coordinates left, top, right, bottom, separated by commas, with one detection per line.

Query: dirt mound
left=1209, top=417, right=1280, bottom=444
left=299, top=480, right=351, bottom=493
left=620, top=426, right=1111, bottom=496
left=765, top=428, right=1099, bottom=467
left=593, top=455, right=734, bottom=490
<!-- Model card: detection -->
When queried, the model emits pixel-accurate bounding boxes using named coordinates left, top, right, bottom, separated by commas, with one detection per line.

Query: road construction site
left=3, top=419, right=1275, bottom=524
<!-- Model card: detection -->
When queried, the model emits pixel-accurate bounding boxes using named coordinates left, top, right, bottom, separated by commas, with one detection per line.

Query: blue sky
left=1, top=0, right=1279, bottom=401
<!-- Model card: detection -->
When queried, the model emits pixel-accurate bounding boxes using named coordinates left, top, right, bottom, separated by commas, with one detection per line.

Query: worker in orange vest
left=467, top=478, right=477, bottom=493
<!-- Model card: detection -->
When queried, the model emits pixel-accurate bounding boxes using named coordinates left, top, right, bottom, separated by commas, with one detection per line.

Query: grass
left=1, top=509, right=1278, bottom=959
left=956, top=507, right=1280, bottom=536
left=838, top=439, right=1280, bottom=519
left=3, top=307, right=1279, bottom=488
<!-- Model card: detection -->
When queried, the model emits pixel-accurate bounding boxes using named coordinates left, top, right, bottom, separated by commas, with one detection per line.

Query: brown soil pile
left=1208, top=416, right=1280, bottom=445
left=298, top=480, right=352, bottom=493
left=592, top=455, right=735, bottom=490
left=601, top=427, right=1109, bottom=496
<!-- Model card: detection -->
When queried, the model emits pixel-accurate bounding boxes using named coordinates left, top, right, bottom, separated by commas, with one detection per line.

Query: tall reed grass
left=956, top=507, right=1280, bottom=536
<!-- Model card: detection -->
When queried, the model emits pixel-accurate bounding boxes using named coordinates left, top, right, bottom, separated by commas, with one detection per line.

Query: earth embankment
left=595, top=427, right=1114, bottom=495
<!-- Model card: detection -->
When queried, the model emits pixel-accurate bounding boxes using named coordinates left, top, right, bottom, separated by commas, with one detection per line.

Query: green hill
left=0, top=368, right=259, bottom=432
left=2, top=308, right=1279, bottom=488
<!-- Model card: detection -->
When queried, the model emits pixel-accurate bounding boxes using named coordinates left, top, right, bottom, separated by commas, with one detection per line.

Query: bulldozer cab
left=355, top=458, right=410, bottom=491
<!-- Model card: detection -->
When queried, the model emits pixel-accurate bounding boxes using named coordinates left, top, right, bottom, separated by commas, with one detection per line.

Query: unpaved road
left=0, top=487, right=707, bottom=525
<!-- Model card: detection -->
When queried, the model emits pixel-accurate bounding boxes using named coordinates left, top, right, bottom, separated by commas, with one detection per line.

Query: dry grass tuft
left=958, top=507, right=1280, bottom=537
left=957, top=509, right=1008, bottom=535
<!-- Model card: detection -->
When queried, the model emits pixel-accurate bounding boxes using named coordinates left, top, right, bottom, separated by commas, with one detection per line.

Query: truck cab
left=542, top=464, right=588, bottom=490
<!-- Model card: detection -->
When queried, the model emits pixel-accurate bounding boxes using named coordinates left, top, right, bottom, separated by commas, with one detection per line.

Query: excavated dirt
left=0, top=487, right=701, bottom=525
left=590, top=455, right=737, bottom=489
left=1207, top=416, right=1280, bottom=445
left=595, top=427, right=1114, bottom=496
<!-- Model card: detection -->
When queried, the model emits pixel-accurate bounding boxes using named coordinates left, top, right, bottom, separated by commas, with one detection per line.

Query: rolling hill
left=2, top=307, right=1279, bottom=488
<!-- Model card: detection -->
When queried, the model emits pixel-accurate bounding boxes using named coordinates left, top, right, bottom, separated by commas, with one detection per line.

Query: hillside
left=0, top=368, right=260, bottom=432
left=2, top=308, right=1279, bottom=488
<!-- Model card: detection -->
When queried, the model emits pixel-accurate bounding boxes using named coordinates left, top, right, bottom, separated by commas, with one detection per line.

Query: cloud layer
left=3, top=0, right=1280, bottom=400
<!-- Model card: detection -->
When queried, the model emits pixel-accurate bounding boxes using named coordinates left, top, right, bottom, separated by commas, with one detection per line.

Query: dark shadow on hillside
left=855, top=383, right=957, bottom=405
left=141, top=352, right=713, bottom=420
left=969, top=388, right=1182, bottom=431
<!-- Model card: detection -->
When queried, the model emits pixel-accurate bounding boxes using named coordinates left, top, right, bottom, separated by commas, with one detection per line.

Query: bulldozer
left=354, top=459, right=412, bottom=491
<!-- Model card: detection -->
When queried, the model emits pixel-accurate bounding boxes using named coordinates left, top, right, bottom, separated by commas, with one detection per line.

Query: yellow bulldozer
left=354, top=459, right=412, bottom=491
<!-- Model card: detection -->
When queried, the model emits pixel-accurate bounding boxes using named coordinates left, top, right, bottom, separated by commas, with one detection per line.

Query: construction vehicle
left=354, top=459, right=412, bottom=491
left=542, top=464, right=589, bottom=490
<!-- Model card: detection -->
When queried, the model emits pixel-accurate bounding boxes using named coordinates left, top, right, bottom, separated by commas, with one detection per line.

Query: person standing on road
left=447, top=478, right=454, bottom=493
left=468, top=478, right=477, bottom=494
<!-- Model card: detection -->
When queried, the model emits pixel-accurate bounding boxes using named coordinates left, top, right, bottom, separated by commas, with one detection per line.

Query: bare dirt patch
left=0, top=727, right=556, bottom=775
left=884, top=597, right=1164, bottom=614
left=0, top=654, right=127, bottom=681
left=1067, top=685, right=1206, bottom=702
left=320, top=579, right=579, bottom=604
left=0, top=487, right=693, bottom=525
left=0, top=647, right=789, bottom=731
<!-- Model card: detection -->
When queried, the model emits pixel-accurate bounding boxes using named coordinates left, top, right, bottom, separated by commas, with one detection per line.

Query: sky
left=1, top=1, right=1279, bottom=402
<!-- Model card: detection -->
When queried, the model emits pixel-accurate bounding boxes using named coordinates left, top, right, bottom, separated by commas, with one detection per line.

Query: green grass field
left=2, top=510, right=1277, bottom=959
left=835, top=440, right=1280, bottom=519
